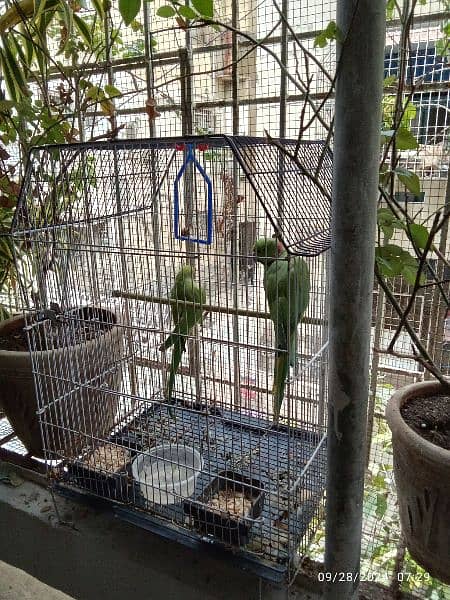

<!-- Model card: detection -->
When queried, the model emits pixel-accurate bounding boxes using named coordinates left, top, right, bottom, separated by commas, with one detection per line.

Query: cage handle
left=174, top=143, right=213, bottom=245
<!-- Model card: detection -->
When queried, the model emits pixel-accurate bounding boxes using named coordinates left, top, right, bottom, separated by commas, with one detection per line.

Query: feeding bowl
left=185, top=471, right=265, bottom=545
left=132, top=444, right=203, bottom=505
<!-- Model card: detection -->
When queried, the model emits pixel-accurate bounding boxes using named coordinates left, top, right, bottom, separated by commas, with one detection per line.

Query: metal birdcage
left=11, top=135, right=331, bottom=581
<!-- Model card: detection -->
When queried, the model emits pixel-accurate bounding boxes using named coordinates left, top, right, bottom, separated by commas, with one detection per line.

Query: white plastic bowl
left=132, top=444, right=203, bottom=505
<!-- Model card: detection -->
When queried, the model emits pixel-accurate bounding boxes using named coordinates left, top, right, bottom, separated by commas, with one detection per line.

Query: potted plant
left=0, top=306, right=124, bottom=458
left=0, top=0, right=126, bottom=456
left=385, top=380, right=449, bottom=583
left=373, top=3, right=450, bottom=583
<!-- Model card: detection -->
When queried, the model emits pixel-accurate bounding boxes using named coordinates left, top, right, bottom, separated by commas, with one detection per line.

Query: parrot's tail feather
left=165, top=339, right=185, bottom=406
left=289, top=330, right=297, bottom=368
left=272, top=353, right=290, bottom=423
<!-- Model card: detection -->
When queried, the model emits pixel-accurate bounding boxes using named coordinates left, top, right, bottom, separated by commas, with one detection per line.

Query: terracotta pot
left=386, top=380, right=450, bottom=583
left=0, top=307, right=123, bottom=458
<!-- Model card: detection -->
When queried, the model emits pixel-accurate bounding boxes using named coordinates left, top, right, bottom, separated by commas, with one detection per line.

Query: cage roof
left=12, top=135, right=332, bottom=256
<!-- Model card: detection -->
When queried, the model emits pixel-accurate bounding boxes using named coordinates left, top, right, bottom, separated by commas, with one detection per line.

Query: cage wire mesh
left=12, top=135, right=331, bottom=579
left=0, top=0, right=449, bottom=594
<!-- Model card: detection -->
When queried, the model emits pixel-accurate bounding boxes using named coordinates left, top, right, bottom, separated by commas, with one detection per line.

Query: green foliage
left=153, top=0, right=214, bottom=22
left=191, top=0, right=213, bottom=19
left=91, top=0, right=106, bottom=19
left=407, top=223, right=430, bottom=250
left=377, top=207, right=404, bottom=241
left=386, top=0, right=397, bottom=20
left=314, top=20, right=343, bottom=48
left=381, top=96, right=417, bottom=138
left=436, top=19, right=450, bottom=58
left=178, top=5, right=197, bottom=20
left=375, top=243, right=424, bottom=284
left=0, top=0, right=125, bottom=318
left=394, top=167, right=421, bottom=195
left=375, top=207, right=431, bottom=285
left=73, top=13, right=93, bottom=46
left=395, top=127, right=419, bottom=151
left=157, top=5, right=176, bottom=18
left=119, top=0, right=141, bottom=25
left=377, top=74, right=432, bottom=287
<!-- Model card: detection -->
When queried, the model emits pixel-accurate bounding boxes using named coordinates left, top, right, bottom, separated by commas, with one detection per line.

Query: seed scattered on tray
left=83, top=443, right=130, bottom=473
left=208, top=489, right=253, bottom=517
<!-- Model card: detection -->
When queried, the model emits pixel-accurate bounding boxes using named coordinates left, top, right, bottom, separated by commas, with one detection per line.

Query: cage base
left=53, top=481, right=288, bottom=582
left=59, top=401, right=326, bottom=579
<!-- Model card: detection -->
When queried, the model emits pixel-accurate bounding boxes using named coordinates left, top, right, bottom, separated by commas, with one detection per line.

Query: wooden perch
left=112, top=289, right=326, bottom=326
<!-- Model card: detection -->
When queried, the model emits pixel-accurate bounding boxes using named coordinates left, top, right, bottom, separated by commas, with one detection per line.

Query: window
left=384, top=42, right=450, bottom=146
left=411, top=91, right=450, bottom=146
left=384, top=42, right=450, bottom=84
left=194, top=108, right=215, bottom=134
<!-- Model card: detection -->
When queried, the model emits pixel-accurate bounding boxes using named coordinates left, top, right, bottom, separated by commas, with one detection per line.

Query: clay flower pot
left=386, top=380, right=450, bottom=583
left=0, top=307, right=123, bottom=459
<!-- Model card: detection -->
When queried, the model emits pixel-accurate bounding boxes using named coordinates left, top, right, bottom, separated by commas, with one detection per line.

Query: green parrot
left=160, top=264, right=206, bottom=408
left=254, top=238, right=310, bottom=423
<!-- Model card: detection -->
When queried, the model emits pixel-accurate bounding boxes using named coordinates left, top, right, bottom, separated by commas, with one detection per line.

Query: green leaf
left=314, top=31, right=328, bottom=48
left=120, top=0, right=141, bottom=25
left=402, top=102, right=417, bottom=125
left=0, top=36, right=29, bottom=102
left=375, top=244, right=418, bottom=279
left=192, top=0, right=213, bottom=17
left=371, top=474, right=388, bottom=490
left=73, top=13, right=93, bottom=47
left=377, top=207, right=405, bottom=239
left=100, top=98, right=115, bottom=116
left=375, top=494, right=388, bottom=519
left=130, top=18, right=144, bottom=32
left=386, top=0, right=396, bottom=19
left=58, top=0, right=74, bottom=49
left=408, top=223, right=430, bottom=250
left=91, top=0, right=105, bottom=19
left=380, top=224, right=394, bottom=240
left=8, top=35, right=29, bottom=74
left=395, top=167, right=421, bottom=195
left=0, top=101, right=14, bottom=112
left=376, top=257, right=401, bottom=278
left=85, top=84, right=101, bottom=100
left=376, top=244, right=426, bottom=286
left=395, top=127, right=418, bottom=150
left=33, top=32, right=49, bottom=77
left=314, top=20, right=343, bottom=48
left=22, top=27, right=35, bottom=67
left=104, top=84, right=122, bottom=98
left=383, top=75, right=397, bottom=88
left=178, top=5, right=197, bottom=19
left=157, top=5, right=176, bottom=17
left=34, top=0, right=53, bottom=21
left=0, top=237, right=14, bottom=261
left=401, top=264, right=419, bottom=285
